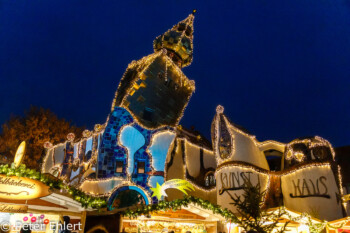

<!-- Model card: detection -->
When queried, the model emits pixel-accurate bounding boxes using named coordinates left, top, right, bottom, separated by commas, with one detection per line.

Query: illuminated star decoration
left=151, top=179, right=195, bottom=200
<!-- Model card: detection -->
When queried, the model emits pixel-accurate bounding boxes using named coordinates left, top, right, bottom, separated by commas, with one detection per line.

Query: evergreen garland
left=121, top=195, right=238, bottom=221
left=1, top=163, right=346, bottom=232
left=0, top=163, right=107, bottom=209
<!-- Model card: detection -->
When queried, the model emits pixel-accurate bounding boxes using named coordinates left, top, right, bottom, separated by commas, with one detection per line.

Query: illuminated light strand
left=0, top=164, right=106, bottom=208
left=278, top=163, right=331, bottom=177
left=166, top=137, right=216, bottom=193
left=163, top=135, right=177, bottom=181
left=41, top=127, right=106, bottom=174
left=216, top=161, right=334, bottom=178
left=212, top=109, right=236, bottom=165
left=79, top=177, right=128, bottom=195
left=171, top=13, right=194, bottom=67
left=283, top=211, right=350, bottom=231
left=146, top=130, right=176, bottom=188
left=121, top=196, right=237, bottom=221
left=213, top=111, right=220, bottom=163
left=111, top=50, right=195, bottom=130
left=107, top=183, right=152, bottom=203
left=153, top=12, right=195, bottom=68
left=78, top=177, right=153, bottom=203
left=213, top=106, right=265, bottom=166
left=77, top=121, right=176, bottom=199
left=111, top=52, right=161, bottom=112
left=284, top=136, right=336, bottom=162
left=117, top=122, right=136, bottom=178
left=215, top=162, right=271, bottom=203
left=183, top=139, right=216, bottom=191
left=178, top=138, right=216, bottom=192
left=337, top=165, right=344, bottom=198
left=258, top=140, right=286, bottom=147
left=181, top=134, right=215, bottom=154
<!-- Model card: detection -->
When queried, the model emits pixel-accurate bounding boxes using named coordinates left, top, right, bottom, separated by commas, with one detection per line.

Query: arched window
left=204, top=172, right=216, bottom=187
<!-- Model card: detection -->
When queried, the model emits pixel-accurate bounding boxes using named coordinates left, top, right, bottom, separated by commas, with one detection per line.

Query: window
left=143, top=108, right=154, bottom=121
left=204, top=172, right=216, bottom=187
left=116, top=161, right=123, bottom=173
left=264, top=150, right=283, bottom=171
left=137, top=162, right=145, bottom=174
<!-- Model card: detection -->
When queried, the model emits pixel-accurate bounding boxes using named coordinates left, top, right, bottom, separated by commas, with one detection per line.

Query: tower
left=111, top=11, right=196, bottom=129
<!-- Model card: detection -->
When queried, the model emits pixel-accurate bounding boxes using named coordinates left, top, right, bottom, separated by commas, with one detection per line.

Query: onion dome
left=153, top=10, right=196, bottom=68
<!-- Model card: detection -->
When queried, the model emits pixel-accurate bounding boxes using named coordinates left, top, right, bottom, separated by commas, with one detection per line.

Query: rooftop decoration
left=121, top=195, right=237, bottom=220
left=150, top=179, right=195, bottom=200
left=153, top=10, right=196, bottom=68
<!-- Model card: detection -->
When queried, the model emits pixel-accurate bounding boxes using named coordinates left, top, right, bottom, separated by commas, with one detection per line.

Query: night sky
left=1, top=0, right=350, bottom=147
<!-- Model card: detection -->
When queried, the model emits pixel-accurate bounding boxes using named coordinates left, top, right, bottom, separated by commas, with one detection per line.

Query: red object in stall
left=31, top=217, right=36, bottom=223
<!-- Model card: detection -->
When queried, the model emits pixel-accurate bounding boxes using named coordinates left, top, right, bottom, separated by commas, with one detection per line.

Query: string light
left=41, top=127, right=105, bottom=174
left=215, top=162, right=270, bottom=203
left=153, top=12, right=195, bottom=68
left=179, top=138, right=217, bottom=192
left=110, top=52, right=195, bottom=131
left=284, top=137, right=336, bottom=162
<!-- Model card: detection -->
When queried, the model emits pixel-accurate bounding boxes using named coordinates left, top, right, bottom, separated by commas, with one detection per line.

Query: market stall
left=0, top=142, right=104, bottom=233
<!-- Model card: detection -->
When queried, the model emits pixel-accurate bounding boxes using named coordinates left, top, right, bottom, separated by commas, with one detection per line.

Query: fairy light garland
left=153, top=11, right=195, bottom=68
left=215, top=162, right=271, bottom=203
left=41, top=125, right=106, bottom=174
left=284, top=137, right=336, bottom=162
left=110, top=51, right=195, bottom=131
left=146, top=129, right=176, bottom=188
left=121, top=196, right=237, bottom=221
left=0, top=163, right=106, bottom=208
left=117, top=122, right=135, bottom=177
left=213, top=106, right=267, bottom=166
left=177, top=138, right=217, bottom=192
left=284, top=211, right=350, bottom=233
left=163, top=136, right=177, bottom=181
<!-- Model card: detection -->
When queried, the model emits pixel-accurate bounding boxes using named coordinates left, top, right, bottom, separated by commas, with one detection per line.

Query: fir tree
left=229, top=181, right=289, bottom=233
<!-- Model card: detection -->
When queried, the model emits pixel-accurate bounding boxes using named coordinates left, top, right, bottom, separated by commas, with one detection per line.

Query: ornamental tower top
left=153, top=10, right=196, bottom=68
left=111, top=11, right=196, bottom=129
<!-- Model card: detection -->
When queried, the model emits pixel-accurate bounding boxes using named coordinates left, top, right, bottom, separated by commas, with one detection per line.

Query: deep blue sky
left=1, top=0, right=350, bottom=147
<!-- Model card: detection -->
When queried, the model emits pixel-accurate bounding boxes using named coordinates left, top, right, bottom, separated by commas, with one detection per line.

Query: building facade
left=39, top=11, right=348, bottom=232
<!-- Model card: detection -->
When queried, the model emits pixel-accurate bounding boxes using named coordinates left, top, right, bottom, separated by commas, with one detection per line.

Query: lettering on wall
left=289, top=176, right=329, bottom=198
left=218, top=171, right=261, bottom=195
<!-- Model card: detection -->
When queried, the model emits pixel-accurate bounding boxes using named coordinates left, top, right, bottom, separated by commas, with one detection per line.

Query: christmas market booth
left=85, top=197, right=229, bottom=233
left=0, top=142, right=106, bottom=233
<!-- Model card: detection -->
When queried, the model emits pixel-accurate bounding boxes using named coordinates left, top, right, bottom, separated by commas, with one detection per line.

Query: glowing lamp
left=226, top=223, right=238, bottom=233
left=298, top=224, right=309, bottom=233
left=14, top=141, right=26, bottom=168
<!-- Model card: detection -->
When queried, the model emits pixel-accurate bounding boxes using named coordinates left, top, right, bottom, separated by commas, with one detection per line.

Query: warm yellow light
left=298, top=224, right=309, bottom=233
left=0, top=174, right=50, bottom=200
left=14, top=141, right=26, bottom=168
left=226, top=222, right=238, bottom=233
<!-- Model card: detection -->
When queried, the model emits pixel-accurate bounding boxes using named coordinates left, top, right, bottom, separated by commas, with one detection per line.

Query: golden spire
left=153, top=11, right=196, bottom=68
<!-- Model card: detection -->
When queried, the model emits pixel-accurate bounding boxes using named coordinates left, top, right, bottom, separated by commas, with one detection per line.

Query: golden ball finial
left=216, top=105, right=224, bottom=114
left=192, top=9, right=197, bottom=15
